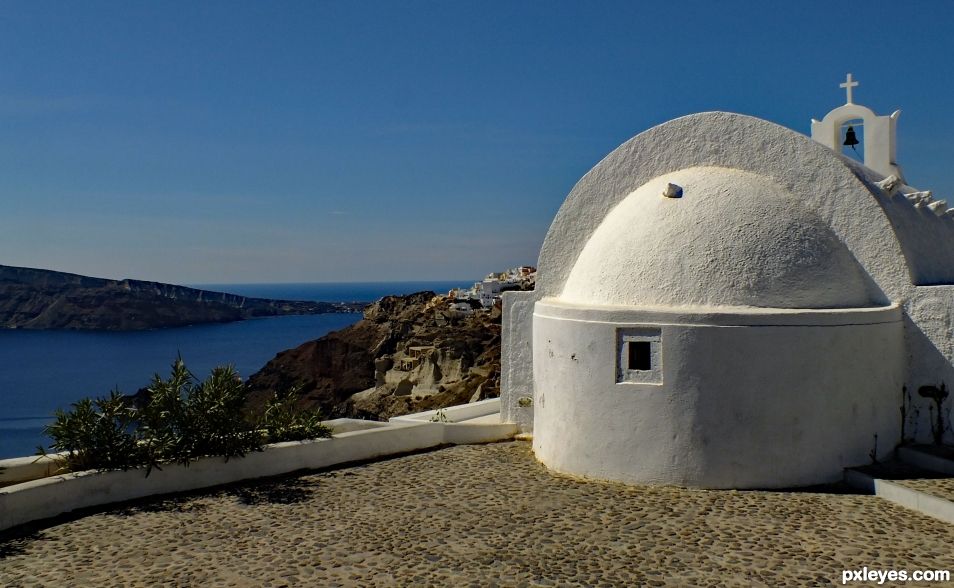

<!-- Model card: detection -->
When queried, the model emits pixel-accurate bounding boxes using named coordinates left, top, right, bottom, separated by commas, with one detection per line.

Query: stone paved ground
left=895, top=477, right=954, bottom=502
left=2, top=441, right=954, bottom=587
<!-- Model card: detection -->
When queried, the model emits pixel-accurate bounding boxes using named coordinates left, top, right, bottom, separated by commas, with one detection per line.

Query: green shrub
left=180, top=364, right=264, bottom=461
left=41, top=357, right=332, bottom=476
left=43, top=391, right=142, bottom=472
left=136, top=357, right=192, bottom=471
left=260, top=388, right=332, bottom=443
left=138, top=358, right=263, bottom=470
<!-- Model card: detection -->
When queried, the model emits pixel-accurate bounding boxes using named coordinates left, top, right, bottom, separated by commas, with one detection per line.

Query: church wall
left=904, top=287, right=954, bottom=446
left=810, top=103, right=902, bottom=179
left=533, top=113, right=910, bottom=304
left=532, top=302, right=903, bottom=489
left=558, top=166, right=879, bottom=311
left=500, top=290, right=539, bottom=431
left=501, top=112, right=930, bottom=452
left=872, top=189, right=954, bottom=286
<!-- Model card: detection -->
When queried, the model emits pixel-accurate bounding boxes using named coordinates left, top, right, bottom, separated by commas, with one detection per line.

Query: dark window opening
left=628, top=341, right=651, bottom=371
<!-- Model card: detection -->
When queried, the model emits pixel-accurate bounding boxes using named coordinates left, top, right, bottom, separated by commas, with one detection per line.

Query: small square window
left=628, top=341, right=652, bottom=371
left=617, top=328, right=662, bottom=385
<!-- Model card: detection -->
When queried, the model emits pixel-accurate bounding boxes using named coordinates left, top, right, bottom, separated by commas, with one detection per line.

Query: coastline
left=0, top=281, right=470, bottom=460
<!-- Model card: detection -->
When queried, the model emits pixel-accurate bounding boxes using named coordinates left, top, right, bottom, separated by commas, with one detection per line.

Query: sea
left=0, top=280, right=469, bottom=459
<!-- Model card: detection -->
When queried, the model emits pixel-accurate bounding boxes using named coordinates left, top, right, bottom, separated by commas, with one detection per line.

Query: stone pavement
left=2, top=441, right=953, bottom=587
left=895, top=477, right=954, bottom=503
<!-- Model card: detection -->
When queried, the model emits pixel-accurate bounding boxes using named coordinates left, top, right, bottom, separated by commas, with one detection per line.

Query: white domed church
left=500, top=76, right=954, bottom=489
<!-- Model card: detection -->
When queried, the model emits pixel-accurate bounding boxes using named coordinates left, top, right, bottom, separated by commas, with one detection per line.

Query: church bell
left=843, top=125, right=859, bottom=147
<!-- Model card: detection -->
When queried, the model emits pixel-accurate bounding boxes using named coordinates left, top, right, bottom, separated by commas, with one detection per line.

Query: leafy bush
left=43, top=391, right=142, bottom=472
left=137, top=358, right=263, bottom=471
left=136, top=357, right=192, bottom=471
left=42, top=358, right=332, bottom=475
left=260, top=388, right=332, bottom=443
left=181, top=364, right=264, bottom=460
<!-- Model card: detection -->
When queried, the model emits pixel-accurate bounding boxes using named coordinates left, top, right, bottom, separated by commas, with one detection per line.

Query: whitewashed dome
left=560, top=166, right=877, bottom=309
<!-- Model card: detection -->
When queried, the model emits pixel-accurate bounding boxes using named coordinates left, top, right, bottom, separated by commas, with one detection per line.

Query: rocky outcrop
left=245, top=291, right=505, bottom=421
left=0, top=264, right=361, bottom=330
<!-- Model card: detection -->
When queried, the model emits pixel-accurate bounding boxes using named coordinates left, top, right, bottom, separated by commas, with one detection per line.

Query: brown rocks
left=245, top=291, right=504, bottom=421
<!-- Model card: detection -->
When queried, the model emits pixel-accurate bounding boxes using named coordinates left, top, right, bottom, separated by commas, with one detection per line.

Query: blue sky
left=1, top=1, right=953, bottom=283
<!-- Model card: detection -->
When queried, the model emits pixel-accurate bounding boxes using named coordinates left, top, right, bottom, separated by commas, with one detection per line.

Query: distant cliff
left=245, top=291, right=504, bottom=421
left=0, top=264, right=362, bottom=330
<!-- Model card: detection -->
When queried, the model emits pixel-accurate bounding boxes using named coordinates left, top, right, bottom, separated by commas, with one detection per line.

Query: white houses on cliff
left=501, top=76, right=954, bottom=489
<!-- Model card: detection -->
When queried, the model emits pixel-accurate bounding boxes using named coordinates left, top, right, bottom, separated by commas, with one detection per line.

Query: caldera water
left=0, top=281, right=468, bottom=459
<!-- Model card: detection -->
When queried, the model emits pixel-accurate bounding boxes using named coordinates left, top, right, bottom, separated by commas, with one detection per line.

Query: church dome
left=560, top=166, right=877, bottom=309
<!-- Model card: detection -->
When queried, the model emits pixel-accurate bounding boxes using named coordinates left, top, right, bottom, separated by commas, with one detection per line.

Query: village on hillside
left=446, top=265, right=536, bottom=311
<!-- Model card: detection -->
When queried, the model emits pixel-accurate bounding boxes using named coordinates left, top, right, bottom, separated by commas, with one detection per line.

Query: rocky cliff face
left=245, top=291, right=503, bottom=421
left=0, top=264, right=359, bottom=330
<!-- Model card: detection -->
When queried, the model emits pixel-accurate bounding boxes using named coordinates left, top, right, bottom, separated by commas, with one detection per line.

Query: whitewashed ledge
left=0, top=398, right=515, bottom=532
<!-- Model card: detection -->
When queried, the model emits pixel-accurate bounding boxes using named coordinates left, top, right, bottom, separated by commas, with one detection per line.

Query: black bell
left=843, top=125, right=859, bottom=147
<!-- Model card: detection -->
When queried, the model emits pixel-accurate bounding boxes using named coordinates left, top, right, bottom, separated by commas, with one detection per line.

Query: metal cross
left=840, top=73, right=859, bottom=104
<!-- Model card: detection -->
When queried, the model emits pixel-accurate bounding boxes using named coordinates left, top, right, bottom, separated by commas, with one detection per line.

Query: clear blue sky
left=2, top=1, right=953, bottom=284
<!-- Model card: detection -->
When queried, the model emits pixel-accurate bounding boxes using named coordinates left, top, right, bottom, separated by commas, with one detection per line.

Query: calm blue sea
left=0, top=281, right=467, bottom=459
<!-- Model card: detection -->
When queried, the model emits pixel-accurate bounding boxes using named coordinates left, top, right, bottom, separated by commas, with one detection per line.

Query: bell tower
left=811, top=73, right=904, bottom=181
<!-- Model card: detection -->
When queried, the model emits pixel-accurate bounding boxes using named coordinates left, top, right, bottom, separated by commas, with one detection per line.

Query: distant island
left=0, top=264, right=364, bottom=330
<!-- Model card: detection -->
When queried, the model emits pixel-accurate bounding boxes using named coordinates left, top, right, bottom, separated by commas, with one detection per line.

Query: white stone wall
left=501, top=290, right=538, bottom=431
left=532, top=113, right=909, bottom=304
left=501, top=111, right=954, bottom=459
left=810, top=102, right=902, bottom=180
left=532, top=301, right=904, bottom=489
left=905, top=287, right=954, bottom=445
left=559, top=167, right=878, bottom=310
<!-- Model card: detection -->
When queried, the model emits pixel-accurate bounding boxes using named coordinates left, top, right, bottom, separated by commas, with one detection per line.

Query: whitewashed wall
left=502, top=112, right=954, bottom=451
left=532, top=301, right=904, bottom=488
